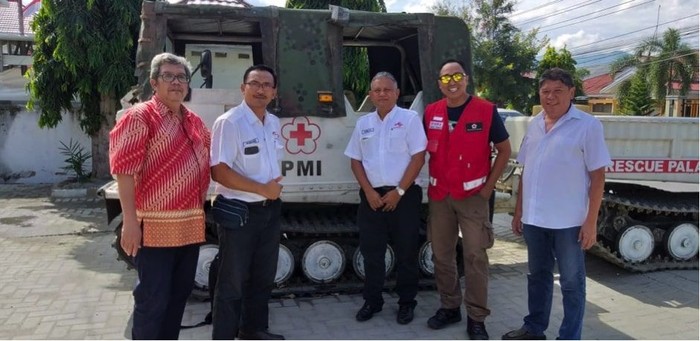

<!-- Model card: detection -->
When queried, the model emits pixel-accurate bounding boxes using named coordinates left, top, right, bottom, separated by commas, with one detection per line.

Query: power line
left=573, top=30, right=699, bottom=67
left=566, top=15, right=699, bottom=53
left=510, top=0, right=564, bottom=19
left=514, top=0, right=601, bottom=26
left=572, top=25, right=699, bottom=58
left=540, top=0, right=655, bottom=33
left=574, top=29, right=699, bottom=62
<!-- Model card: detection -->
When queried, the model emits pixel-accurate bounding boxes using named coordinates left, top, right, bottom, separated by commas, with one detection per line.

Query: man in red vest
left=424, top=59, right=511, bottom=340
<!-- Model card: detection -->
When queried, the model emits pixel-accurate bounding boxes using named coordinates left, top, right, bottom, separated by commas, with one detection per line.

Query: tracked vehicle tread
left=593, top=183, right=699, bottom=272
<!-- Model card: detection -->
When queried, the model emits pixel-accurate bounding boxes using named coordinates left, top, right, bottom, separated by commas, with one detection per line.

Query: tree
left=27, top=0, right=141, bottom=179
left=537, top=46, right=589, bottom=97
left=620, top=72, right=655, bottom=115
left=610, top=28, right=698, bottom=114
left=432, top=0, right=544, bottom=114
left=286, top=0, right=386, bottom=106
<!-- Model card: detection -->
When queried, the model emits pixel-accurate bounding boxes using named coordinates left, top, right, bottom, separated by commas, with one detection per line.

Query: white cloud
left=551, top=30, right=600, bottom=50
left=393, top=0, right=436, bottom=13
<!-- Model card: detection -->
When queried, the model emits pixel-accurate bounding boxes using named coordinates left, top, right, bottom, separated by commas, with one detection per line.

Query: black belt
left=372, top=182, right=415, bottom=192
left=246, top=199, right=278, bottom=207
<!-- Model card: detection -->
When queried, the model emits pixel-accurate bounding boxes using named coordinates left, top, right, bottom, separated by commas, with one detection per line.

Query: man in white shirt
left=344, top=72, right=427, bottom=325
left=210, top=64, right=285, bottom=340
left=503, top=68, right=611, bottom=340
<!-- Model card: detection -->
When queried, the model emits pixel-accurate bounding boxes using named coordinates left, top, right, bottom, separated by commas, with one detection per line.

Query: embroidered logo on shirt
left=466, top=122, right=483, bottom=132
left=391, top=121, right=404, bottom=130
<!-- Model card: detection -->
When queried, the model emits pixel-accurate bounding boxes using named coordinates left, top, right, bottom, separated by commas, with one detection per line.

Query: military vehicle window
left=344, top=28, right=422, bottom=114
left=184, top=44, right=255, bottom=90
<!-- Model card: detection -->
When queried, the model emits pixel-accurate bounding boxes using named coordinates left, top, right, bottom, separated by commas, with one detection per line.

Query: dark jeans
left=358, top=184, right=421, bottom=307
left=522, top=224, right=586, bottom=340
left=212, top=199, right=281, bottom=340
left=132, top=244, right=199, bottom=340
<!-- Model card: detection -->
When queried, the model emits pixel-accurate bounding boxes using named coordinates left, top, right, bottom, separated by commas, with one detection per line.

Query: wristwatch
left=396, top=186, right=405, bottom=196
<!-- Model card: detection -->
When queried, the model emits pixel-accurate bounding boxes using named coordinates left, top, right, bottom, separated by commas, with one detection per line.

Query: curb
left=50, top=182, right=106, bottom=199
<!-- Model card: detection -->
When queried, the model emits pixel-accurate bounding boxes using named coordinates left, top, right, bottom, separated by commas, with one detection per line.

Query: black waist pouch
left=212, top=195, right=249, bottom=230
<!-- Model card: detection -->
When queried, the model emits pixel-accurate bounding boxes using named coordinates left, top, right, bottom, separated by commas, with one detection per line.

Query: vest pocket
left=427, top=139, right=439, bottom=153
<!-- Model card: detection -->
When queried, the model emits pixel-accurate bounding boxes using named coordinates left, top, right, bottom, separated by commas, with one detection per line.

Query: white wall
left=0, top=107, right=91, bottom=184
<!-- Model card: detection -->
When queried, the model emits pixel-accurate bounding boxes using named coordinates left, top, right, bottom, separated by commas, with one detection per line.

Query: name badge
left=466, top=122, right=483, bottom=132
left=429, top=121, right=443, bottom=130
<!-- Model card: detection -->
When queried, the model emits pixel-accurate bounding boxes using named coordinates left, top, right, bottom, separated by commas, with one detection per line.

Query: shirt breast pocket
left=360, top=132, right=377, bottom=155
left=275, top=140, right=285, bottom=160
left=388, top=128, right=408, bottom=153
left=242, top=143, right=261, bottom=174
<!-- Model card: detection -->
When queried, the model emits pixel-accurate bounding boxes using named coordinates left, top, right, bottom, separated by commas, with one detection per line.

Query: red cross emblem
left=281, top=117, right=321, bottom=155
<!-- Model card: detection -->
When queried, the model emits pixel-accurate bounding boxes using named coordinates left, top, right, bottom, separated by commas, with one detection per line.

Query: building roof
left=670, top=81, right=700, bottom=92
left=583, top=73, right=613, bottom=96
left=0, top=1, right=34, bottom=37
left=1, top=0, right=254, bottom=38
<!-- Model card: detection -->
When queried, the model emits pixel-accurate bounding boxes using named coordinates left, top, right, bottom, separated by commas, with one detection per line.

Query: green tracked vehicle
left=100, top=0, right=474, bottom=297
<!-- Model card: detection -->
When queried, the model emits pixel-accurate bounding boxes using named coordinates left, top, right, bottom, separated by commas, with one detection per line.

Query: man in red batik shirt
left=109, top=52, right=211, bottom=340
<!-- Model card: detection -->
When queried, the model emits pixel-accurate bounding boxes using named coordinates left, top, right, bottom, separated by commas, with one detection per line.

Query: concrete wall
left=0, top=105, right=92, bottom=183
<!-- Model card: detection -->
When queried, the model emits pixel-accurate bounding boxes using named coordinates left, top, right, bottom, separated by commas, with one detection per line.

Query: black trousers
left=358, top=184, right=421, bottom=307
left=132, top=244, right=199, bottom=340
left=212, top=199, right=281, bottom=340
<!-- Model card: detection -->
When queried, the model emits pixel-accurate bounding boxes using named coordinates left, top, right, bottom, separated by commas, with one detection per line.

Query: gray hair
left=371, top=71, right=398, bottom=87
left=149, top=53, right=193, bottom=80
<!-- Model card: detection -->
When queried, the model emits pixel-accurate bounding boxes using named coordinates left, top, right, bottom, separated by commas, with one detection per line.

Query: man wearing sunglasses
left=423, top=59, right=511, bottom=340
left=110, top=53, right=211, bottom=339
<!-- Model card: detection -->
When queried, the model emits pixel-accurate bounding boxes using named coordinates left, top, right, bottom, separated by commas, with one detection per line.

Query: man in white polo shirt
left=503, top=68, right=611, bottom=340
left=210, top=64, right=285, bottom=340
left=344, top=72, right=427, bottom=325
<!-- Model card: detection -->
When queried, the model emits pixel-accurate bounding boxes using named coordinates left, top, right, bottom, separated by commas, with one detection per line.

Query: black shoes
left=467, top=316, right=489, bottom=340
left=502, top=328, right=546, bottom=340
left=237, top=330, right=285, bottom=340
left=396, top=304, right=415, bottom=325
left=427, top=307, right=462, bottom=329
left=356, top=302, right=382, bottom=322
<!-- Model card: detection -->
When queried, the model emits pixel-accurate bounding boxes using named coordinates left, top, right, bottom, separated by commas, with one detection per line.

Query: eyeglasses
left=245, top=81, right=275, bottom=90
left=371, top=88, right=397, bottom=95
left=439, top=72, right=466, bottom=84
left=158, top=73, right=190, bottom=83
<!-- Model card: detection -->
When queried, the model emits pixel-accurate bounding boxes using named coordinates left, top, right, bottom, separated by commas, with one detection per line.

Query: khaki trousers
left=428, top=194, right=494, bottom=322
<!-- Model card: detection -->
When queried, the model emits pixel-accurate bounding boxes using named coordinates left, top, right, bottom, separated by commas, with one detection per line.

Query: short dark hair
left=439, top=59, right=467, bottom=75
left=243, top=64, right=277, bottom=88
left=539, top=68, right=574, bottom=88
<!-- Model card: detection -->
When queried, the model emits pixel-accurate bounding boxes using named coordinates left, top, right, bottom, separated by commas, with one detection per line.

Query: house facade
left=583, top=67, right=699, bottom=117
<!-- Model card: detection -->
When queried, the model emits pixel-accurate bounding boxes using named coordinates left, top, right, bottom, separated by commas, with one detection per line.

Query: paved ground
left=0, top=183, right=697, bottom=340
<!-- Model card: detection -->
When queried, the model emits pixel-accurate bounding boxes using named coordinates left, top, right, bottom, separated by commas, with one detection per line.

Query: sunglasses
left=439, top=72, right=466, bottom=84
